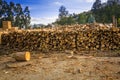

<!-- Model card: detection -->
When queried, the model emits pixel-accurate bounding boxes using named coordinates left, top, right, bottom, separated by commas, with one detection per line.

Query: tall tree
left=0, top=0, right=31, bottom=28
left=56, top=5, right=69, bottom=25
left=59, top=5, right=69, bottom=19
left=23, top=6, right=31, bottom=29
left=14, top=3, right=27, bottom=28
left=0, top=0, right=2, bottom=27
left=0, top=0, right=9, bottom=27
left=1, top=0, right=9, bottom=20
left=7, top=2, right=15, bottom=25
left=92, top=0, right=101, bottom=10
left=14, top=4, right=22, bottom=28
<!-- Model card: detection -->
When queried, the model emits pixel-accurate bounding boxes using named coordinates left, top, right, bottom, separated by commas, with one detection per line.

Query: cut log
left=13, top=52, right=30, bottom=61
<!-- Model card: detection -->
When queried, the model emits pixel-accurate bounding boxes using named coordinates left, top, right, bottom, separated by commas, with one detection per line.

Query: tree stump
left=13, top=52, right=31, bottom=61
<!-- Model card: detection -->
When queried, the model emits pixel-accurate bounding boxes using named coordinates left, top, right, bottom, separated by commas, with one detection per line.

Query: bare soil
left=0, top=51, right=120, bottom=80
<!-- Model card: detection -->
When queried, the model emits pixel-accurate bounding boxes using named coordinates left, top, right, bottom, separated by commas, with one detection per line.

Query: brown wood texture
left=2, top=21, right=12, bottom=30
left=1, top=24, right=120, bottom=51
left=13, top=52, right=31, bottom=61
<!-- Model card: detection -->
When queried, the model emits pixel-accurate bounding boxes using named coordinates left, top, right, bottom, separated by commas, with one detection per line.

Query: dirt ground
left=0, top=51, right=120, bottom=80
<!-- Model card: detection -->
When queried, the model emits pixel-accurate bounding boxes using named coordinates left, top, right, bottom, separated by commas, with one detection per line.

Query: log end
left=25, top=52, right=31, bottom=61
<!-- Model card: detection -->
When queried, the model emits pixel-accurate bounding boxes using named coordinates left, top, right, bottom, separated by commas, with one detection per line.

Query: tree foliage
left=56, top=5, right=91, bottom=25
left=59, top=5, right=69, bottom=19
left=0, top=0, right=31, bottom=28
left=92, top=0, right=101, bottom=10
left=77, top=13, right=88, bottom=24
left=87, top=14, right=96, bottom=23
left=57, top=5, right=76, bottom=25
left=92, top=0, right=120, bottom=26
left=55, top=0, right=120, bottom=26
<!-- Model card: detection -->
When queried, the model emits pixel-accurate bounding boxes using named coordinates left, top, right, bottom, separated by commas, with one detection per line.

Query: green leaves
left=88, top=14, right=96, bottom=23
left=59, top=5, right=69, bottom=19
left=77, top=13, right=88, bottom=24
left=0, top=0, right=31, bottom=29
left=92, top=0, right=101, bottom=10
left=92, top=0, right=120, bottom=26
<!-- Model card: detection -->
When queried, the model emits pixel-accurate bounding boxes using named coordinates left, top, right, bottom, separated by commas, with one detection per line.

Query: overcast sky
left=6, top=0, right=107, bottom=25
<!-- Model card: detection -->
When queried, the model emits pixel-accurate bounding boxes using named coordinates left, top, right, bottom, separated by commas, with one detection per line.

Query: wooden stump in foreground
left=13, top=52, right=31, bottom=61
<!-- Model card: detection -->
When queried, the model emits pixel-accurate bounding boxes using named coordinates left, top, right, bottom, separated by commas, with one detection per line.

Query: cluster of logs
left=1, top=31, right=76, bottom=51
left=1, top=24, right=120, bottom=51
left=77, top=28, right=120, bottom=51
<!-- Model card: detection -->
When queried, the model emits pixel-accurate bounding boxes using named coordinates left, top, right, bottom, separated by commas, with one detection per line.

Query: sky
left=6, top=0, right=107, bottom=25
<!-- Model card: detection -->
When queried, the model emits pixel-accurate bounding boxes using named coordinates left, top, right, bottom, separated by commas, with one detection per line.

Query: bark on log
left=13, top=52, right=30, bottom=61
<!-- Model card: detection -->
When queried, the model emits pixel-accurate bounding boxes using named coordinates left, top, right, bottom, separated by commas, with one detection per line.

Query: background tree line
left=55, top=0, right=120, bottom=27
left=92, top=0, right=120, bottom=26
left=0, top=0, right=31, bottom=29
left=55, top=5, right=95, bottom=25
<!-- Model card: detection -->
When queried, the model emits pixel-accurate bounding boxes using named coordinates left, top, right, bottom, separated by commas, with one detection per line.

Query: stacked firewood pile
left=77, top=28, right=120, bottom=51
left=77, top=30, right=100, bottom=51
left=1, top=31, right=76, bottom=51
left=1, top=24, right=120, bottom=51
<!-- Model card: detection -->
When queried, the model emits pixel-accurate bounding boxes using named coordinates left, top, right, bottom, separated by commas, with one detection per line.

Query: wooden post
left=113, top=15, right=115, bottom=27
left=113, top=15, right=117, bottom=27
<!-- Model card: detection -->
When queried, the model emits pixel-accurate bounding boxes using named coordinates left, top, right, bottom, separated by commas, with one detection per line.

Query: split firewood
left=1, top=24, right=120, bottom=51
